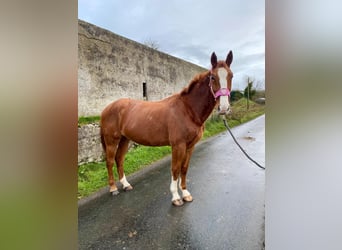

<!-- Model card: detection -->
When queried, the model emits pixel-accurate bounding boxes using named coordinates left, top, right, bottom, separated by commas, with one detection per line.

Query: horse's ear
left=226, top=50, right=233, bottom=67
left=211, top=52, right=217, bottom=68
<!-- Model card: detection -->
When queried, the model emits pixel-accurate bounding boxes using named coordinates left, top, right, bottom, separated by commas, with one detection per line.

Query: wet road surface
left=79, top=115, right=265, bottom=249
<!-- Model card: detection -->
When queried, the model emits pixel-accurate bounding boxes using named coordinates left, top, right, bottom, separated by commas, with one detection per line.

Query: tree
left=143, top=39, right=160, bottom=50
left=244, top=77, right=256, bottom=110
left=230, top=90, right=244, bottom=102
left=244, top=77, right=256, bottom=100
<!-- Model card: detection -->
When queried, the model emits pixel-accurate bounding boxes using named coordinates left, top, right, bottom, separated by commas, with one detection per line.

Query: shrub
left=230, top=90, right=244, bottom=102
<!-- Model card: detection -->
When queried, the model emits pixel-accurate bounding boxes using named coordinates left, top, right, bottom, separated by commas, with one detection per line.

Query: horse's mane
left=180, top=71, right=210, bottom=96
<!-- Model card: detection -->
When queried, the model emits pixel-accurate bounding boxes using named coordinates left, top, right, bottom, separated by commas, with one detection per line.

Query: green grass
left=78, top=115, right=100, bottom=126
left=78, top=98, right=265, bottom=199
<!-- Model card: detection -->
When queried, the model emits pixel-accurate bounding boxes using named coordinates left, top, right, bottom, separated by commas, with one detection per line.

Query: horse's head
left=209, top=51, right=233, bottom=115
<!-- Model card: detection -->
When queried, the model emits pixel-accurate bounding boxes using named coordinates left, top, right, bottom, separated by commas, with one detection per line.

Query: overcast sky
left=79, top=0, right=265, bottom=90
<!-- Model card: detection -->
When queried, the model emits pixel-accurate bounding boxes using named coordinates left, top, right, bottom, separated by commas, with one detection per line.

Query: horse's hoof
left=172, top=199, right=184, bottom=207
left=123, top=185, right=133, bottom=191
left=111, top=190, right=120, bottom=196
left=183, top=195, right=193, bottom=202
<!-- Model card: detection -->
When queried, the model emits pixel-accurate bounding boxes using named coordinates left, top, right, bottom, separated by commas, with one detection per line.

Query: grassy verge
left=78, top=115, right=100, bottom=126
left=78, top=98, right=264, bottom=199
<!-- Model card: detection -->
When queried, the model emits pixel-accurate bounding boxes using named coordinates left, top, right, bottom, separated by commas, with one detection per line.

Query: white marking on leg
left=120, top=174, right=131, bottom=188
left=182, top=189, right=191, bottom=198
left=170, top=177, right=181, bottom=201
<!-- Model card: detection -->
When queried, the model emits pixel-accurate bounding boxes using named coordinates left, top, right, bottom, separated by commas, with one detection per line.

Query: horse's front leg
left=180, top=146, right=195, bottom=202
left=170, top=143, right=187, bottom=206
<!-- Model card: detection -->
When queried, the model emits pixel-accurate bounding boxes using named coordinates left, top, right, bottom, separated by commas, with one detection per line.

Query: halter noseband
left=208, top=72, right=230, bottom=100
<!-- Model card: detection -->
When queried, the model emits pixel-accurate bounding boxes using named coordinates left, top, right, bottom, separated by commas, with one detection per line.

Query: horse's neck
left=182, top=78, right=216, bottom=125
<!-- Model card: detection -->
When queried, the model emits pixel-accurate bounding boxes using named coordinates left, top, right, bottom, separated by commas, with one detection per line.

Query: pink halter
left=214, top=88, right=230, bottom=98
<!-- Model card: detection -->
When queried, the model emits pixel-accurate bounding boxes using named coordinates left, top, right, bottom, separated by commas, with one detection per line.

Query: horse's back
left=101, top=98, right=128, bottom=122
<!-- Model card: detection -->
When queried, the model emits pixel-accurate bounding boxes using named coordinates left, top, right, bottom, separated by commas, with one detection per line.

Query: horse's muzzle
left=218, top=110, right=227, bottom=115
left=218, top=107, right=231, bottom=115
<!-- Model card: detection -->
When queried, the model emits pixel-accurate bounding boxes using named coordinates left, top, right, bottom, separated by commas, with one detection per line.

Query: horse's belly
left=119, top=100, right=173, bottom=146
left=132, top=137, right=170, bottom=147
left=124, top=131, right=170, bottom=146
left=122, top=122, right=170, bottom=146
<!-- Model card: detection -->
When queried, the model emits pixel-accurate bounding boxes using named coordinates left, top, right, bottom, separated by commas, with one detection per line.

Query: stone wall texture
left=78, top=19, right=207, bottom=117
left=78, top=20, right=207, bottom=164
left=78, top=123, right=103, bottom=165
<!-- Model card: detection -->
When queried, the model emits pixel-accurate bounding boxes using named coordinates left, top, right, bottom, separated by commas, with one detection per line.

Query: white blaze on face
left=218, top=68, right=230, bottom=113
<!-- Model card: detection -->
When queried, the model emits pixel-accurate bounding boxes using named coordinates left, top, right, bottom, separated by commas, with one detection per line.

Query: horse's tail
left=100, top=124, right=106, bottom=153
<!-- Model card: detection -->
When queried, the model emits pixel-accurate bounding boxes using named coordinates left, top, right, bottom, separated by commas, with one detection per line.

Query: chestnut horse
left=100, top=51, right=233, bottom=206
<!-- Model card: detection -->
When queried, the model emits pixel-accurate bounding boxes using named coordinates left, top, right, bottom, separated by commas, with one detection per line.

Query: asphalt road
left=78, top=115, right=265, bottom=250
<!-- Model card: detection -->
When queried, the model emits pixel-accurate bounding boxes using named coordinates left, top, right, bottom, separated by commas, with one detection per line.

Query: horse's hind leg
left=115, top=136, right=133, bottom=191
left=104, top=141, right=120, bottom=195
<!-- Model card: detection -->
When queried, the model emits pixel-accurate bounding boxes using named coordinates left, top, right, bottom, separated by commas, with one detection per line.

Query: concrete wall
left=78, top=19, right=207, bottom=117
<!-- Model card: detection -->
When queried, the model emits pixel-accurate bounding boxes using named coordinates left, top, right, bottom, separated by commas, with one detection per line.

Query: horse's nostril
left=218, top=109, right=227, bottom=115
